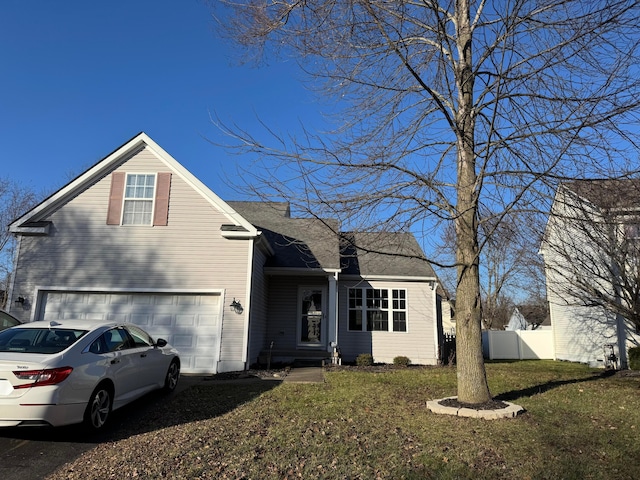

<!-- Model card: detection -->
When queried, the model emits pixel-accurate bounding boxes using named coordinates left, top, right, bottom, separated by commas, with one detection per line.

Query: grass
left=48, top=361, right=640, bottom=479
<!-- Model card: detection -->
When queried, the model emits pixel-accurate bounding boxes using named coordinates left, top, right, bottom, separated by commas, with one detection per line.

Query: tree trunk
left=454, top=0, right=492, bottom=404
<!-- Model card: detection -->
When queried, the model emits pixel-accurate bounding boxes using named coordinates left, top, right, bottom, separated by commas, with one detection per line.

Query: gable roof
left=228, top=201, right=341, bottom=270
left=518, top=304, right=551, bottom=327
left=340, top=231, right=437, bottom=279
left=563, top=178, right=640, bottom=211
left=9, top=132, right=257, bottom=236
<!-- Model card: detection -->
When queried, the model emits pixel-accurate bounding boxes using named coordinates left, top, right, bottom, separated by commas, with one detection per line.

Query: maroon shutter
left=106, top=172, right=125, bottom=225
left=153, top=172, right=171, bottom=226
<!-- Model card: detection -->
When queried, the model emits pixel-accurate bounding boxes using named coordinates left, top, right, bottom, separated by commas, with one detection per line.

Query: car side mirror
left=155, top=338, right=168, bottom=348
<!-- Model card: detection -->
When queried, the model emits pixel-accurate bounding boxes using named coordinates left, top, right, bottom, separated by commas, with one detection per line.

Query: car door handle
left=110, top=359, right=120, bottom=364
left=140, top=353, right=147, bottom=358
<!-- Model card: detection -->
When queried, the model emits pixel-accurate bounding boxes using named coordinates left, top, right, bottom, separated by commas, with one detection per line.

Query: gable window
left=106, top=172, right=171, bottom=226
left=348, top=288, right=407, bottom=332
left=122, top=174, right=156, bottom=225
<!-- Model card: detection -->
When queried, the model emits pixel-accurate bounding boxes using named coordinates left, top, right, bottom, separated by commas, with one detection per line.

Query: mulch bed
left=439, top=397, right=509, bottom=411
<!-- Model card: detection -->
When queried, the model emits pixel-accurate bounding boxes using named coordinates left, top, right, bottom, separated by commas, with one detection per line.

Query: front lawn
left=48, top=361, right=640, bottom=479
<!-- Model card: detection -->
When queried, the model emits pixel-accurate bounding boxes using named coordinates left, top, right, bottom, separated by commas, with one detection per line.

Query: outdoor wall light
left=230, top=298, right=244, bottom=314
left=15, top=296, right=25, bottom=305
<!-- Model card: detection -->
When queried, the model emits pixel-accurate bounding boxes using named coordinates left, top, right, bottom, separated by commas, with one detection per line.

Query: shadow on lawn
left=0, top=379, right=282, bottom=444
left=494, top=369, right=615, bottom=402
left=106, top=380, right=283, bottom=442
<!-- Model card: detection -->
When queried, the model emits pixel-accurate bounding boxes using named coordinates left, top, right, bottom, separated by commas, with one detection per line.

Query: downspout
left=326, top=271, right=339, bottom=353
left=334, top=271, right=339, bottom=349
left=615, top=312, right=628, bottom=369
left=610, top=220, right=628, bottom=369
left=432, top=281, right=440, bottom=363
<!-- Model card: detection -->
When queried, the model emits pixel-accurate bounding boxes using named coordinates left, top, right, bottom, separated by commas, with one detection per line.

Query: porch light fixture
left=230, top=298, right=244, bottom=314
left=15, top=296, right=25, bottom=305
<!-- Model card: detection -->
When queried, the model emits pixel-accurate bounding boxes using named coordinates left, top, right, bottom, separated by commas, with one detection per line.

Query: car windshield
left=0, top=327, right=89, bottom=354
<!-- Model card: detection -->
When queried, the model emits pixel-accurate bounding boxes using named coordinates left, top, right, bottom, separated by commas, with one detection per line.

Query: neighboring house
left=505, top=305, right=551, bottom=331
left=7, top=133, right=445, bottom=374
left=540, top=180, right=640, bottom=368
left=505, top=308, right=527, bottom=331
left=440, top=298, right=455, bottom=334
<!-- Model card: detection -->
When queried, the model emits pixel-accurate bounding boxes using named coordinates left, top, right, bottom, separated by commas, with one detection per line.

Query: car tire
left=163, top=359, right=180, bottom=392
left=84, top=383, right=113, bottom=430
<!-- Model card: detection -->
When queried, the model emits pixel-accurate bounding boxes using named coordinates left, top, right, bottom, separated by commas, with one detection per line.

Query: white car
left=0, top=320, right=180, bottom=430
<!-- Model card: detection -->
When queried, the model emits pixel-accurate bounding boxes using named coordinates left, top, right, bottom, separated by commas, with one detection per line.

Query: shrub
left=629, top=347, right=640, bottom=370
left=356, top=353, right=374, bottom=366
left=393, top=356, right=411, bottom=367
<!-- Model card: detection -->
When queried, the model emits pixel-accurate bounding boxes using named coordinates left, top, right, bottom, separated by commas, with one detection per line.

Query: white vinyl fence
left=482, top=330, right=554, bottom=360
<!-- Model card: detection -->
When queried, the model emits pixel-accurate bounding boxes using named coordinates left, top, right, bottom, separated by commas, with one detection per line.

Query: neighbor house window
left=122, top=174, right=156, bottom=225
left=348, top=288, right=407, bottom=332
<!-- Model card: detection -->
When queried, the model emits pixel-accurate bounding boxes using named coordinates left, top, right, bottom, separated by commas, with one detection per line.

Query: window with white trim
left=122, top=174, right=156, bottom=225
left=348, top=288, right=407, bottom=332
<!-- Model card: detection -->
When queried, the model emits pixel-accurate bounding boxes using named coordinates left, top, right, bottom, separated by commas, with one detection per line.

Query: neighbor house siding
left=337, top=280, right=438, bottom=365
left=543, top=211, right=606, bottom=364
left=543, top=194, right=623, bottom=365
left=10, top=146, right=251, bottom=369
left=549, top=294, right=618, bottom=365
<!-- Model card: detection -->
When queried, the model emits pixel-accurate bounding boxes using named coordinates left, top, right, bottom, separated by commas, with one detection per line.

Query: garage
left=36, top=291, right=223, bottom=374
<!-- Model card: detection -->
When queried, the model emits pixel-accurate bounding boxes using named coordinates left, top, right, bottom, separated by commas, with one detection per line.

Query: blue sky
left=0, top=0, right=318, bottom=199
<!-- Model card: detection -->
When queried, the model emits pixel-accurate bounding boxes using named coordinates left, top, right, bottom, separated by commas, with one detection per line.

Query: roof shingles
left=228, top=201, right=436, bottom=277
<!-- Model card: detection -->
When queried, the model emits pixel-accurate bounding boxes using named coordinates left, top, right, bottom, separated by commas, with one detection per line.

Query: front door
left=299, top=288, right=325, bottom=347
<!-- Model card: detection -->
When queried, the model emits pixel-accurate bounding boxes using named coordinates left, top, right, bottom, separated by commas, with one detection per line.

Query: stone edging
left=427, top=396, right=524, bottom=419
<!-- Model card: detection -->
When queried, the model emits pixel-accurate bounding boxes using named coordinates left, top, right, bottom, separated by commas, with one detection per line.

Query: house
left=505, top=305, right=550, bottom=331
left=505, top=308, right=527, bottom=331
left=6, top=133, right=445, bottom=374
left=440, top=298, right=455, bottom=334
left=540, top=180, right=640, bottom=368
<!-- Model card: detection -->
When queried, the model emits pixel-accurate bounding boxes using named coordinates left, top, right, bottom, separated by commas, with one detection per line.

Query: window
left=102, top=327, right=133, bottom=352
left=126, top=325, right=154, bottom=348
left=392, top=290, right=407, bottom=332
left=122, top=174, right=156, bottom=225
left=348, top=288, right=407, bottom=332
left=348, top=289, right=363, bottom=331
left=0, top=328, right=87, bottom=354
left=107, top=172, right=171, bottom=226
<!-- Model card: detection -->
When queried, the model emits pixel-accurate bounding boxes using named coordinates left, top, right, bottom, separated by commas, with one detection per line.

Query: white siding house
left=541, top=181, right=640, bottom=368
left=8, top=133, right=445, bottom=373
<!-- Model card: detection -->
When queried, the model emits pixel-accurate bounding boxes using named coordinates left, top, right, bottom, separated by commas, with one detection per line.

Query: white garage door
left=37, top=291, right=222, bottom=374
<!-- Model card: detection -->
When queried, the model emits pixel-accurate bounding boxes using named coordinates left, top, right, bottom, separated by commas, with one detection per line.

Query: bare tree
left=212, top=1, right=640, bottom=404
left=437, top=211, right=545, bottom=330
left=0, top=178, right=38, bottom=308
left=481, top=211, right=546, bottom=328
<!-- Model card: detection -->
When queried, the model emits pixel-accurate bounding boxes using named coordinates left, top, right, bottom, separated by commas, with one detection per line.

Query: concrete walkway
left=179, top=367, right=325, bottom=387
left=283, top=367, right=325, bottom=383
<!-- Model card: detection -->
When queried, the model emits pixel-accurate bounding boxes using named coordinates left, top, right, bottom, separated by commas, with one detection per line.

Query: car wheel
left=164, top=359, right=180, bottom=392
left=84, top=384, right=112, bottom=430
